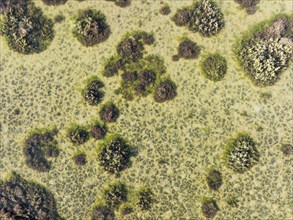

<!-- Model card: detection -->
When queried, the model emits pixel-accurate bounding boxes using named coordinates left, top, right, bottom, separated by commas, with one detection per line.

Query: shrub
left=99, top=102, right=120, bottom=123
left=91, top=122, right=107, bottom=140
left=281, top=144, right=293, bottom=156
left=54, top=14, right=66, bottom=23
left=172, top=0, right=224, bottom=37
left=67, top=124, right=89, bottom=145
left=82, top=77, right=104, bottom=106
left=42, top=0, right=67, bottom=6
left=0, top=0, right=54, bottom=54
left=23, top=128, right=59, bottom=172
left=137, top=187, right=154, bottom=210
left=234, top=0, right=260, bottom=14
left=201, top=54, right=227, bottom=81
left=224, top=134, right=259, bottom=173
left=104, top=182, right=127, bottom=209
left=227, top=197, right=239, bottom=207
left=177, top=39, right=201, bottom=60
left=72, top=153, right=87, bottom=166
left=119, top=204, right=133, bottom=216
left=92, top=205, right=115, bottom=220
left=106, top=0, right=131, bottom=8
left=202, top=198, right=219, bottom=219
left=98, top=136, right=133, bottom=174
left=154, top=79, right=177, bottom=103
left=206, top=169, right=222, bottom=190
left=117, top=36, right=144, bottom=62
left=73, top=9, right=110, bottom=46
left=160, top=4, right=171, bottom=15
left=0, top=172, right=60, bottom=219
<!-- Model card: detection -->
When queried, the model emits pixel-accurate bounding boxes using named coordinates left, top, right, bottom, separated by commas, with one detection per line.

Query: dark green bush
left=98, top=136, right=133, bottom=174
left=106, top=0, right=131, bottom=8
left=201, top=54, right=227, bottom=81
left=67, top=124, right=89, bottom=145
left=23, top=128, right=59, bottom=172
left=73, top=9, right=110, bottom=46
left=0, top=0, right=54, bottom=54
left=281, top=144, right=293, bottom=156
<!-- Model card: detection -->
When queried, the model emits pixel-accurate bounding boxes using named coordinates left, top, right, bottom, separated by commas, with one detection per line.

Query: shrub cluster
left=0, top=0, right=54, bottom=54
left=72, top=153, right=87, bottom=166
left=224, top=134, right=259, bottom=173
left=235, top=16, right=293, bottom=86
left=154, top=79, right=177, bottom=103
left=173, top=0, right=224, bottom=37
left=92, top=205, right=115, bottom=220
left=0, top=172, right=60, bottom=219
left=201, top=53, right=227, bottom=81
left=23, top=129, right=59, bottom=172
left=73, top=9, right=110, bottom=46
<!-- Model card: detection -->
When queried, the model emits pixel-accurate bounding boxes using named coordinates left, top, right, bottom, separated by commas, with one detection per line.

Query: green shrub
left=0, top=0, right=54, bottom=54
left=224, top=134, right=259, bottom=173
left=91, top=122, right=107, bottom=140
left=73, top=9, right=110, bottom=46
left=281, top=144, right=293, bottom=156
left=201, top=54, right=227, bottom=81
left=177, top=39, right=201, bottom=60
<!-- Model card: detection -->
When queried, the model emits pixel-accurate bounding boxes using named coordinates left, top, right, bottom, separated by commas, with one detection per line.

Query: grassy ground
left=0, top=0, right=292, bottom=219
